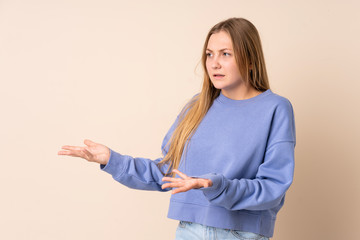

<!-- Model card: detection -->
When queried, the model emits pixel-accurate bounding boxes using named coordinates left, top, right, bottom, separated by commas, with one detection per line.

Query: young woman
left=58, top=17, right=296, bottom=240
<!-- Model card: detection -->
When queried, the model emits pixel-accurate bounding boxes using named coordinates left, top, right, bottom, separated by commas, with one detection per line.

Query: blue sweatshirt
left=100, top=89, right=296, bottom=238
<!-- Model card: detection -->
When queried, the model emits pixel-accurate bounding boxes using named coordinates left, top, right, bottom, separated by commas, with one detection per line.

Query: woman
left=58, top=17, right=296, bottom=239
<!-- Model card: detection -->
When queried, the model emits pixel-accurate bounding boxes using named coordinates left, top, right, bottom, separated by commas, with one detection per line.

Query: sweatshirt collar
left=216, top=89, right=272, bottom=106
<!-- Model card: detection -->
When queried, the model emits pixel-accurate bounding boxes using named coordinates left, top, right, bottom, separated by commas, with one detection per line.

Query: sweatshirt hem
left=167, top=200, right=275, bottom=238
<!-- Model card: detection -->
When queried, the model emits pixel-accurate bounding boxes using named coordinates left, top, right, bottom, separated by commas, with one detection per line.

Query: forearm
left=101, top=149, right=171, bottom=192
left=199, top=141, right=295, bottom=211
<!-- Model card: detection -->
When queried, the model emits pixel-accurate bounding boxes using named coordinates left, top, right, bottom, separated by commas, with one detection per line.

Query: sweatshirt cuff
left=196, top=173, right=226, bottom=200
left=99, top=149, right=127, bottom=177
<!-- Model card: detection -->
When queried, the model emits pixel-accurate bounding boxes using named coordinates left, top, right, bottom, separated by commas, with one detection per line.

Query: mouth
left=213, top=74, right=225, bottom=79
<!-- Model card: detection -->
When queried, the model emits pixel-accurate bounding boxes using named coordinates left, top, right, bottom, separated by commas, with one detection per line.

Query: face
left=206, top=31, right=244, bottom=95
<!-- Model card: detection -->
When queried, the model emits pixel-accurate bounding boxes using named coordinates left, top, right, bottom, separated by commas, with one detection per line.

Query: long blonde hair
left=157, top=17, right=270, bottom=176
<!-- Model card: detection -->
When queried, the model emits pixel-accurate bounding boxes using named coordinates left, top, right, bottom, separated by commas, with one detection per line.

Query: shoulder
left=192, top=92, right=201, bottom=100
left=265, top=90, right=296, bottom=144
left=266, top=90, right=293, bottom=107
left=262, top=90, right=295, bottom=115
left=183, top=92, right=200, bottom=110
left=175, top=92, right=201, bottom=120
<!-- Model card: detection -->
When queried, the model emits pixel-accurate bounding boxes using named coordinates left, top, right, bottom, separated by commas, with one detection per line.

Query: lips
left=213, top=74, right=225, bottom=79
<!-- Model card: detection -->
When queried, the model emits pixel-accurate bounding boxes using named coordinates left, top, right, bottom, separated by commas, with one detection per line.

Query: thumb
left=84, top=139, right=96, bottom=146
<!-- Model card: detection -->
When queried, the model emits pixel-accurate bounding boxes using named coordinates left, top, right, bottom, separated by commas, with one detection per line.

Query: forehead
left=207, top=31, right=233, bottom=50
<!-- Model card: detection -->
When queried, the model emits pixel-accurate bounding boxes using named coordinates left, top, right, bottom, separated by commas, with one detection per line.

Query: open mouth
left=213, top=74, right=225, bottom=78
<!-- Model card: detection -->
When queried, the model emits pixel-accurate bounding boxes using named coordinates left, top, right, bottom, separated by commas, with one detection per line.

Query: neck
left=221, top=84, right=262, bottom=100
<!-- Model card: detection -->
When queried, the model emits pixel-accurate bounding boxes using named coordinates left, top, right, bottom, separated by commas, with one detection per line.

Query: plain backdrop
left=1, top=0, right=359, bottom=239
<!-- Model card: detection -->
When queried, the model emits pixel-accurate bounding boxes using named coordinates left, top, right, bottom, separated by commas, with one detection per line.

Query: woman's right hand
left=58, top=139, right=110, bottom=165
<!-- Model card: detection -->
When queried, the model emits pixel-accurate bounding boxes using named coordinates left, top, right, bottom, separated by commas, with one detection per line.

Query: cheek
left=205, top=62, right=211, bottom=75
left=227, top=62, right=241, bottom=75
left=205, top=60, right=210, bottom=69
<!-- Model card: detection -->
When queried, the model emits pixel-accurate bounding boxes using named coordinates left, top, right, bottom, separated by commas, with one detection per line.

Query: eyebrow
left=206, top=48, right=233, bottom=52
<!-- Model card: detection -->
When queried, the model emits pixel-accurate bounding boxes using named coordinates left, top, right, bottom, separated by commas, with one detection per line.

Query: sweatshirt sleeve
left=198, top=99, right=296, bottom=211
left=99, top=115, right=179, bottom=192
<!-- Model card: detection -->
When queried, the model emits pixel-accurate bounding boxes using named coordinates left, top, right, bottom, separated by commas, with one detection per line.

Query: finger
left=57, top=150, right=84, bottom=158
left=172, top=169, right=189, bottom=180
left=162, top=177, right=181, bottom=182
left=172, top=188, right=183, bottom=194
left=161, top=182, right=185, bottom=189
left=172, top=186, right=192, bottom=194
left=58, top=150, right=71, bottom=155
left=84, top=139, right=96, bottom=147
left=58, top=148, right=89, bottom=160
left=82, top=148, right=93, bottom=161
left=61, top=146, right=84, bottom=151
left=172, top=179, right=202, bottom=194
left=162, top=182, right=175, bottom=189
left=161, top=183, right=171, bottom=189
left=162, top=182, right=184, bottom=189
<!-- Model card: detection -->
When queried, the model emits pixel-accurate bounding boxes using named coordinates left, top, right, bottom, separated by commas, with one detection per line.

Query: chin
left=211, top=83, right=227, bottom=90
left=210, top=81, right=221, bottom=89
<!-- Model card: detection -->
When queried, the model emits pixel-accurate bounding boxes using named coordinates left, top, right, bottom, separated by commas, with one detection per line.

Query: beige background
left=1, top=0, right=359, bottom=239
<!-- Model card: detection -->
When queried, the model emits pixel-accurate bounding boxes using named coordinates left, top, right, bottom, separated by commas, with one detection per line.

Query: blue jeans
left=175, top=221, right=269, bottom=240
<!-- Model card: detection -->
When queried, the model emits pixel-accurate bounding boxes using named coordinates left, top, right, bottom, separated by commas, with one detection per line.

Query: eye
left=206, top=52, right=212, bottom=57
left=223, top=52, right=231, bottom=56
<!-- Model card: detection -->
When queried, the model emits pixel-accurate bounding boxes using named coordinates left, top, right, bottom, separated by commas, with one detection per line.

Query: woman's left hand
left=161, top=169, right=213, bottom=194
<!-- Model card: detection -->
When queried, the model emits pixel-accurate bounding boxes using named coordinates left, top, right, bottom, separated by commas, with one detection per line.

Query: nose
left=211, top=55, right=221, bottom=69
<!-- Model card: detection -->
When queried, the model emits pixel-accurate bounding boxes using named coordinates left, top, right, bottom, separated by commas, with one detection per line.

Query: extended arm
left=100, top=149, right=171, bottom=191
left=97, top=113, right=182, bottom=191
